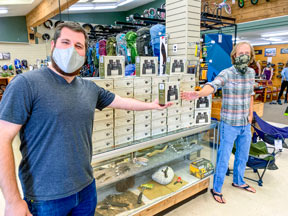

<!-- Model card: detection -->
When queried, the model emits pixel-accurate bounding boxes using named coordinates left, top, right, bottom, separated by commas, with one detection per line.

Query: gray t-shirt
left=0, top=67, right=115, bottom=200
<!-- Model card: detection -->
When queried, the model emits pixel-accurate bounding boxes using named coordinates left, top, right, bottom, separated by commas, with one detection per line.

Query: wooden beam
left=26, top=0, right=79, bottom=28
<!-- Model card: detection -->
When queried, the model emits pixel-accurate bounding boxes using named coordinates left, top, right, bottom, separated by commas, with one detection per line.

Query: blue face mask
left=52, top=46, right=85, bottom=73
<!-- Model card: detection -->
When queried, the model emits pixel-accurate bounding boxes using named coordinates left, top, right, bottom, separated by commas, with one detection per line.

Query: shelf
left=94, top=143, right=203, bottom=189
left=92, top=122, right=218, bottom=165
left=133, top=16, right=165, bottom=23
left=96, top=158, right=212, bottom=216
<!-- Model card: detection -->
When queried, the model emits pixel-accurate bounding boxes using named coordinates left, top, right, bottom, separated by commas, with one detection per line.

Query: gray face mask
left=52, top=46, right=85, bottom=73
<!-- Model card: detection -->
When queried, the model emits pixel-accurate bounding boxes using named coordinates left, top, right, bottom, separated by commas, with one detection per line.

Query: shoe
left=277, top=100, right=282, bottom=105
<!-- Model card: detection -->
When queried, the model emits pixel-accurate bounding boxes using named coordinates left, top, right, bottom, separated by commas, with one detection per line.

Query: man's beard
left=51, top=47, right=82, bottom=77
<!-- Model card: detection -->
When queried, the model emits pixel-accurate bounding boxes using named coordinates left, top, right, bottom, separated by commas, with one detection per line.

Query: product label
left=144, top=46, right=148, bottom=55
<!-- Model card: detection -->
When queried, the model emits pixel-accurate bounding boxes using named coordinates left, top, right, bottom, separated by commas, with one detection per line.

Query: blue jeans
left=24, top=179, right=97, bottom=216
left=213, top=121, right=251, bottom=193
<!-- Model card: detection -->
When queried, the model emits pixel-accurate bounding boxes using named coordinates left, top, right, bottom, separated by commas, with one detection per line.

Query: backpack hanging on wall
left=116, top=33, right=130, bottom=64
left=99, top=39, right=107, bottom=56
left=106, top=37, right=117, bottom=56
left=136, top=27, right=153, bottom=56
left=150, top=24, right=166, bottom=60
left=125, top=31, right=138, bottom=64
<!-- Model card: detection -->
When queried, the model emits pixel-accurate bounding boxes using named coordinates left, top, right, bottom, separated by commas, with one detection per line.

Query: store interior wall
left=0, top=43, right=49, bottom=66
left=0, top=0, right=165, bottom=67
left=254, top=43, right=288, bottom=86
left=0, top=16, right=28, bottom=43
left=203, top=0, right=288, bottom=23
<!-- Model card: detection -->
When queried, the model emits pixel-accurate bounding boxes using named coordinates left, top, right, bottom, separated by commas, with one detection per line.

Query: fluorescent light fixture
left=94, top=5, right=117, bottom=9
left=69, top=6, right=94, bottom=11
left=0, top=8, right=8, bottom=14
left=264, top=37, right=282, bottom=42
left=251, top=42, right=270, bottom=46
left=261, top=32, right=288, bottom=37
left=78, top=0, right=89, bottom=2
left=69, top=5, right=117, bottom=11
left=118, top=0, right=135, bottom=6
left=272, top=41, right=288, bottom=44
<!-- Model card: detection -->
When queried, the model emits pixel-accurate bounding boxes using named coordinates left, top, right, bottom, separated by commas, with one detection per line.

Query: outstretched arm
left=108, top=95, right=173, bottom=110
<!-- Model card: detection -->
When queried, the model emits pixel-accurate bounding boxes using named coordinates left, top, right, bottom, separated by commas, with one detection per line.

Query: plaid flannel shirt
left=206, top=66, right=255, bottom=126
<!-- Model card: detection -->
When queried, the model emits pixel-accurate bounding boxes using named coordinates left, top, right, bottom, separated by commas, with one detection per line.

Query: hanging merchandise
left=150, top=24, right=166, bottom=60
left=159, top=36, right=167, bottom=75
left=148, top=8, right=157, bottom=18
left=205, top=34, right=233, bottom=82
left=86, top=47, right=94, bottom=76
left=8, top=64, right=14, bottom=71
left=99, top=39, right=107, bottom=56
left=125, top=64, right=136, bottom=76
left=116, top=33, right=130, bottom=64
left=125, top=31, right=138, bottom=64
left=21, top=60, right=28, bottom=69
left=42, top=33, right=51, bottom=41
left=54, top=20, right=64, bottom=28
left=43, top=20, right=53, bottom=29
left=14, top=59, right=21, bottom=69
left=82, top=23, right=94, bottom=34
left=136, top=27, right=153, bottom=56
left=106, top=37, right=117, bottom=56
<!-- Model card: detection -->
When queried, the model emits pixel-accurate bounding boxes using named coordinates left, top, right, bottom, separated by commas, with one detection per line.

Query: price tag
left=127, top=49, right=131, bottom=56
left=144, top=46, right=148, bottom=55
left=275, top=139, right=283, bottom=150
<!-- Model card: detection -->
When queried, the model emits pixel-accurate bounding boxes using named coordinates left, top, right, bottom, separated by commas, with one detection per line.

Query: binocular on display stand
left=172, top=59, right=184, bottom=73
left=196, top=97, right=210, bottom=109
left=142, top=60, right=156, bottom=75
left=196, top=112, right=209, bottom=124
left=107, top=59, right=122, bottom=76
left=167, top=85, right=178, bottom=102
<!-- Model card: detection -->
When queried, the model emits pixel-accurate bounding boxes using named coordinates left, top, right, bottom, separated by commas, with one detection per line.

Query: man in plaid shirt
left=182, top=42, right=256, bottom=204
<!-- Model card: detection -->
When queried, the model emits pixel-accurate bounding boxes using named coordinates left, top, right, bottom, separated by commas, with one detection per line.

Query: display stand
left=93, top=122, right=219, bottom=216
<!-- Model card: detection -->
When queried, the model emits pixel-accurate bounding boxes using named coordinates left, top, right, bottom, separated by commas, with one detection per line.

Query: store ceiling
left=0, top=0, right=154, bottom=17
left=236, top=26, right=288, bottom=46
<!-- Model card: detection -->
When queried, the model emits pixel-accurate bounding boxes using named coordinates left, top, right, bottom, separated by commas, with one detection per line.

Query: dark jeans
left=24, top=179, right=97, bottom=216
left=278, top=81, right=288, bottom=101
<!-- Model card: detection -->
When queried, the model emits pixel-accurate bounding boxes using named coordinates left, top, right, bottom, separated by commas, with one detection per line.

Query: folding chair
left=226, top=141, right=278, bottom=186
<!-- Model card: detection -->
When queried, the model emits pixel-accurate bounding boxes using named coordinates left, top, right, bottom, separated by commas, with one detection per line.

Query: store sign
left=264, top=48, right=276, bottom=57
left=255, top=50, right=262, bottom=55
left=280, top=48, right=288, bottom=54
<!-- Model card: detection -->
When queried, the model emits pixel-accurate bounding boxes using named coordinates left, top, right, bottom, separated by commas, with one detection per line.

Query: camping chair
left=226, top=141, right=278, bottom=186
left=252, top=111, right=288, bottom=150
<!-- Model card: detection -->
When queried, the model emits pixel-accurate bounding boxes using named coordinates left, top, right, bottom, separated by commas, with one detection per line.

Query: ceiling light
left=69, top=6, right=94, bottom=11
left=78, top=0, right=89, bottom=2
left=251, top=42, right=270, bottom=46
left=261, top=32, right=288, bottom=37
left=118, top=0, right=135, bottom=6
left=0, top=8, right=8, bottom=14
left=263, top=38, right=282, bottom=42
left=94, top=5, right=117, bottom=9
left=272, top=41, right=288, bottom=44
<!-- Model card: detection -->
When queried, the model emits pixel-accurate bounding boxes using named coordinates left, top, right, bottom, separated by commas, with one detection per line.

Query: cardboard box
left=99, top=56, right=125, bottom=78
left=190, top=158, right=214, bottom=179
left=158, top=82, right=180, bottom=106
left=166, top=57, right=187, bottom=75
left=195, top=96, right=212, bottom=110
left=136, top=56, right=158, bottom=77
left=195, top=110, right=211, bottom=125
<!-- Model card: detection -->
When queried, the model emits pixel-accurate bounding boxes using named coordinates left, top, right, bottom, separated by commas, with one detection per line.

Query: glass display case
left=92, top=121, right=219, bottom=216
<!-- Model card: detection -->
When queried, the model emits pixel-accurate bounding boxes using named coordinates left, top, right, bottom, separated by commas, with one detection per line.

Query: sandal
left=210, top=189, right=225, bottom=204
left=232, top=183, right=256, bottom=193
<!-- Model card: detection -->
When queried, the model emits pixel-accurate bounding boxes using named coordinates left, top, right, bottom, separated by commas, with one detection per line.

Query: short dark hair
left=53, top=21, right=88, bottom=51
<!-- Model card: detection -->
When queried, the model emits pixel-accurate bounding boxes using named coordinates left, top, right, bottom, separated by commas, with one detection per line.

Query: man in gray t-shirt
left=0, top=22, right=172, bottom=216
